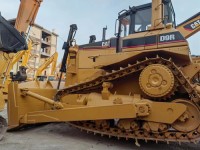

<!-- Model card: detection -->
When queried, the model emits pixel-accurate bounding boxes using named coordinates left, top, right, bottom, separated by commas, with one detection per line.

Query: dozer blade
left=0, top=13, right=27, bottom=53
left=0, top=116, right=7, bottom=140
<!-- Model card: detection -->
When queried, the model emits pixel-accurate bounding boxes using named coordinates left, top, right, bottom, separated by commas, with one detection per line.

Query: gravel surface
left=1, top=106, right=200, bottom=150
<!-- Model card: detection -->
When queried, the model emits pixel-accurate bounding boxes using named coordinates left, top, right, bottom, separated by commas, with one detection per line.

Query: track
left=56, top=56, right=200, bottom=144
left=69, top=121, right=200, bottom=146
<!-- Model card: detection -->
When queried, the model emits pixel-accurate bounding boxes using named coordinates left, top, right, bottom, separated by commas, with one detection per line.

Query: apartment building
left=27, top=24, right=58, bottom=79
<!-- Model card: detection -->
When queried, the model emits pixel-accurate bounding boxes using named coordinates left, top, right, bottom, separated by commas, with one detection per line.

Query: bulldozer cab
left=116, top=0, right=176, bottom=37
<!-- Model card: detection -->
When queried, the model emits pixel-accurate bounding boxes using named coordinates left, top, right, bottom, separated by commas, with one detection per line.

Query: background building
left=10, top=19, right=58, bottom=79
left=27, top=24, right=58, bottom=79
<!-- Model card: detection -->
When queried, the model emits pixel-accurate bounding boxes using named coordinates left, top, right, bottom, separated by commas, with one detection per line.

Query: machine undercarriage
left=54, top=56, right=200, bottom=144
left=7, top=55, right=200, bottom=144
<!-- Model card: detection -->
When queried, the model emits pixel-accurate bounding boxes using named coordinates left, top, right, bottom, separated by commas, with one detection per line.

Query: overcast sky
left=0, top=0, right=199, bottom=62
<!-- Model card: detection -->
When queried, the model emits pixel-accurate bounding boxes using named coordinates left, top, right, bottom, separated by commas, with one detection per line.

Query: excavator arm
left=12, top=0, right=43, bottom=76
left=3, top=0, right=43, bottom=81
left=15, top=0, right=43, bottom=33
left=0, top=0, right=42, bottom=98
left=177, top=12, right=200, bottom=39
left=12, top=0, right=43, bottom=80
left=9, top=41, right=32, bottom=68
left=21, top=41, right=32, bottom=67
left=35, top=52, right=58, bottom=77
left=10, top=41, right=33, bottom=82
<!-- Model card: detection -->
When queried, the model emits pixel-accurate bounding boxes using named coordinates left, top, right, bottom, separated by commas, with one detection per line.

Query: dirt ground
left=1, top=106, right=200, bottom=150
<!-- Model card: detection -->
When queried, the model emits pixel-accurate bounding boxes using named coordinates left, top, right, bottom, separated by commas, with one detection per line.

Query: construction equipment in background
left=0, top=14, right=27, bottom=140
left=35, top=52, right=58, bottom=81
left=11, top=40, right=32, bottom=82
left=1, top=41, right=32, bottom=101
left=0, top=0, right=43, bottom=140
left=6, top=0, right=200, bottom=145
left=15, top=0, right=43, bottom=34
left=0, top=0, right=42, bottom=99
left=177, top=12, right=200, bottom=39
left=8, top=0, right=43, bottom=80
left=7, top=0, right=43, bottom=75
left=11, top=0, right=43, bottom=81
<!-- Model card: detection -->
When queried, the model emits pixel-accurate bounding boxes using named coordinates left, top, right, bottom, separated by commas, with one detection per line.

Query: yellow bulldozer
left=1, top=0, right=200, bottom=145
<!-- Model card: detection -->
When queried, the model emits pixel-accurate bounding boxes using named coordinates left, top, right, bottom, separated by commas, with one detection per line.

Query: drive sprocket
left=139, top=64, right=175, bottom=99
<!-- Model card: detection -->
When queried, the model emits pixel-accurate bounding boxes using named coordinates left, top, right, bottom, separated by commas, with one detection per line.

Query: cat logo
left=184, top=19, right=200, bottom=31
left=160, top=34, right=175, bottom=42
left=191, top=19, right=200, bottom=29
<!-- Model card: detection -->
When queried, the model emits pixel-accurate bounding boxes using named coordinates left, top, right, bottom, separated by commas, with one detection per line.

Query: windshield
left=118, top=1, right=176, bottom=37
left=134, top=7, right=152, bottom=32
